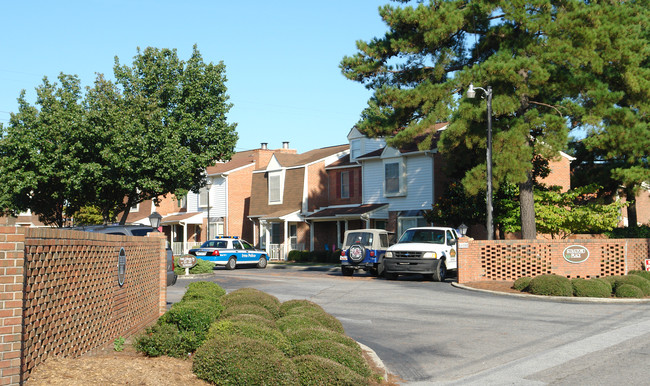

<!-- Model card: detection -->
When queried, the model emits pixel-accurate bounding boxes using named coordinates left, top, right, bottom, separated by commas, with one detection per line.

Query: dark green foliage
left=280, top=299, right=325, bottom=317
left=293, top=355, right=369, bottom=386
left=181, top=281, right=225, bottom=302
left=288, top=250, right=342, bottom=263
left=277, top=314, right=325, bottom=334
left=159, top=299, right=223, bottom=338
left=284, top=327, right=361, bottom=354
left=207, top=319, right=293, bottom=356
left=571, top=278, right=612, bottom=298
left=528, top=274, right=573, bottom=297
left=605, top=226, right=650, bottom=239
left=284, top=306, right=345, bottom=334
left=293, top=340, right=371, bottom=377
left=512, top=277, right=532, bottom=292
left=192, top=336, right=299, bottom=385
left=175, top=258, right=215, bottom=275
left=615, top=284, right=644, bottom=298
left=223, top=313, right=277, bottom=329
left=220, top=288, right=281, bottom=318
left=220, top=304, right=274, bottom=321
left=609, top=275, right=650, bottom=296
left=133, top=323, right=201, bottom=358
left=629, top=270, right=650, bottom=281
left=594, top=278, right=613, bottom=294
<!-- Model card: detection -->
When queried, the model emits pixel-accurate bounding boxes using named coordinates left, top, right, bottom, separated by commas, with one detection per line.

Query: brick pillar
left=0, top=220, right=24, bottom=385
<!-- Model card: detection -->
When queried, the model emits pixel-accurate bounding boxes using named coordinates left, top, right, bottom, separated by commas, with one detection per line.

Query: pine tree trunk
left=625, top=186, right=638, bottom=228
left=519, top=171, right=537, bottom=239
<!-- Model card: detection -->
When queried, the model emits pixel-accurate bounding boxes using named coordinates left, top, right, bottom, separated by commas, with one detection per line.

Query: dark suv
left=72, top=224, right=177, bottom=286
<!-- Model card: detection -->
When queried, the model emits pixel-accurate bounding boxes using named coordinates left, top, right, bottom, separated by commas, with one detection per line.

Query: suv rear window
left=345, top=232, right=373, bottom=247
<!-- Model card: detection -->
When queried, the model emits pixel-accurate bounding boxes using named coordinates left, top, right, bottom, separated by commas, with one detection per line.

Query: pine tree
left=341, top=0, right=649, bottom=239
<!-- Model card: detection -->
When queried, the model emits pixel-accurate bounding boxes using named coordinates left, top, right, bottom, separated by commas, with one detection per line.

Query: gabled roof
left=307, top=203, right=389, bottom=220
left=325, top=154, right=361, bottom=169
left=206, top=149, right=258, bottom=175
left=259, top=144, right=349, bottom=170
left=356, top=122, right=448, bottom=160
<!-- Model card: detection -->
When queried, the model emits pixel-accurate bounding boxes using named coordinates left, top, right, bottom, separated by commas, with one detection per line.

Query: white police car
left=188, top=237, right=268, bottom=270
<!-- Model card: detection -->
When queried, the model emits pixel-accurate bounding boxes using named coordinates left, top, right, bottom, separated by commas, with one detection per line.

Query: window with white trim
left=350, top=139, right=361, bottom=161
left=385, top=162, right=400, bottom=194
left=341, top=171, right=350, bottom=198
left=199, top=188, right=209, bottom=207
left=268, top=171, right=283, bottom=204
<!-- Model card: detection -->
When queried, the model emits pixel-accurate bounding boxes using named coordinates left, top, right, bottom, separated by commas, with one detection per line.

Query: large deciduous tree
left=341, top=0, right=649, bottom=239
left=0, top=45, right=238, bottom=226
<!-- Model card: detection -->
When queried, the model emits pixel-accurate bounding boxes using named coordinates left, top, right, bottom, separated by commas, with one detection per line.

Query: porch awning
left=307, top=203, right=389, bottom=221
left=161, top=212, right=204, bottom=225
left=256, top=209, right=302, bottom=222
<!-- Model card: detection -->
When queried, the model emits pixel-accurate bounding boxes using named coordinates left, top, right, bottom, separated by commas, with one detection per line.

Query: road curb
left=357, top=342, right=388, bottom=381
left=451, top=282, right=650, bottom=304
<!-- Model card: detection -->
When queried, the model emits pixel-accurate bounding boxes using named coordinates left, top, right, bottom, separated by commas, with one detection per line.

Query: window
left=397, top=217, right=429, bottom=237
left=208, top=221, right=223, bottom=239
left=271, top=223, right=282, bottom=244
left=241, top=240, right=255, bottom=250
left=269, top=172, right=282, bottom=204
left=177, top=195, right=187, bottom=209
left=350, top=139, right=361, bottom=161
left=199, top=188, right=209, bottom=207
left=385, top=162, right=400, bottom=194
left=341, top=171, right=350, bottom=198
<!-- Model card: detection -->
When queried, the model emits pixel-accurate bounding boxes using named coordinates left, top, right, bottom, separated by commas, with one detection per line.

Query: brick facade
left=0, top=225, right=167, bottom=385
left=457, top=237, right=650, bottom=283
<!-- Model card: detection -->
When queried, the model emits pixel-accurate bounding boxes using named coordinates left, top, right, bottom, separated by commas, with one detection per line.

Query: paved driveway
left=168, top=265, right=650, bottom=385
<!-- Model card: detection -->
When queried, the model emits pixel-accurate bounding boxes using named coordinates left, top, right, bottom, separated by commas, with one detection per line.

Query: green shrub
left=293, top=339, right=371, bottom=377
left=192, top=335, right=299, bottom=385
left=609, top=275, right=650, bottom=296
left=629, top=270, right=650, bottom=281
left=174, top=257, right=215, bottom=275
left=223, top=313, right=277, bottom=329
left=528, top=274, right=573, bottom=296
left=288, top=250, right=312, bottom=262
left=181, top=281, right=226, bottom=303
left=615, top=284, right=644, bottom=298
left=293, top=355, right=369, bottom=386
left=594, top=278, right=613, bottom=294
left=512, top=277, right=532, bottom=292
left=133, top=323, right=201, bottom=358
left=277, top=314, right=324, bottom=334
left=571, top=278, right=612, bottom=298
left=605, top=225, right=650, bottom=239
left=207, top=319, right=293, bottom=355
left=284, top=327, right=360, bottom=354
left=159, top=299, right=223, bottom=338
left=285, top=306, right=345, bottom=334
left=220, top=288, right=281, bottom=318
left=220, top=304, right=275, bottom=321
left=280, top=299, right=325, bottom=316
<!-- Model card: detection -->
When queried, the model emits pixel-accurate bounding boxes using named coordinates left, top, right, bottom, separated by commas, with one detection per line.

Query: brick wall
left=458, top=237, right=650, bottom=283
left=0, top=226, right=167, bottom=385
left=227, top=168, right=253, bottom=241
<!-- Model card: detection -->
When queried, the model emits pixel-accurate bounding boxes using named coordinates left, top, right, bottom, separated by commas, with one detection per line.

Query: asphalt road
left=168, top=265, right=650, bottom=385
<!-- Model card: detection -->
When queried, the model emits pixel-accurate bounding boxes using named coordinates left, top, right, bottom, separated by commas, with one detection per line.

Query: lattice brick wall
left=481, top=243, right=552, bottom=280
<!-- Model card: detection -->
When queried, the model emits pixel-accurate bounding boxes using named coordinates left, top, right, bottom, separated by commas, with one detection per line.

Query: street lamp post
left=206, top=179, right=213, bottom=240
left=467, top=83, right=494, bottom=240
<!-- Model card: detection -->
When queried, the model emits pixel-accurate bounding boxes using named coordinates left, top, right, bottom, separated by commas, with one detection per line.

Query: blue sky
left=0, top=1, right=388, bottom=153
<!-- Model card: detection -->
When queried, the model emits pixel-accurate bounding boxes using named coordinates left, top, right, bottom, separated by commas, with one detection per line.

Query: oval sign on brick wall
left=118, top=247, right=126, bottom=286
left=563, top=245, right=589, bottom=264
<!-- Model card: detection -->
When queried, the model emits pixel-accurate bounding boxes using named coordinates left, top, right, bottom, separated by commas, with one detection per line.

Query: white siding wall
left=186, top=176, right=228, bottom=217
left=362, top=154, right=434, bottom=210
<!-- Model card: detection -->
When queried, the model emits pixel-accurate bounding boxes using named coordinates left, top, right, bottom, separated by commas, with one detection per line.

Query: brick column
left=0, top=219, right=24, bottom=385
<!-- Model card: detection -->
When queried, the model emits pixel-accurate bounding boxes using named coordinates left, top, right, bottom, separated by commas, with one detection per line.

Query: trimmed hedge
left=174, top=257, right=215, bottom=275
left=207, top=319, right=293, bottom=356
left=277, top=314, right=323, bottom=334
left=293, top=339, right=371, bottom=377
left=182, top=281, right=226, bottom=303
left=287, top=249, right=342, bottom=264
left=284, top=306, right=345, bottom=334
left=280, top=299, right=325, bottom=316
left=615, top=284, right=644, bottom=298
left=527, top=274, right=573, bottom=296
left=293, top=355, right=369, bottom=386
left=223, top=313, right=277, bottom=329
left=629, top=270, right=650, bottom=282
left=220, top=288, right=281, bottom=318
left=284, top=327, right=361, bottom=354
left=609, top=275, right=650, bottom=296
left=133, top=323, right=202, bottom=358
left=220, top=304, right=275, bottom=321
left=159, top=299, right=223, bottom=338
left=512, top=276, right=532, bottom=292
left=192, top=335, right=299, bottom=385
left=571, top=278, right=612, bottom=298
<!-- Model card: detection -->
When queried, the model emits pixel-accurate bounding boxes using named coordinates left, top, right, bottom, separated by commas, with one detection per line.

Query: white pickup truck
left=383, top=227, right=459, bottom=281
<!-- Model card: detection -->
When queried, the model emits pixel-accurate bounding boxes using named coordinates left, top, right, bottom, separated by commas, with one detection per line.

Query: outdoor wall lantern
left=467, top=83, right=494, bottom=240
left=458, top=223, right=468, bottom=237
left=148, top=211, right=162, bottom=229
